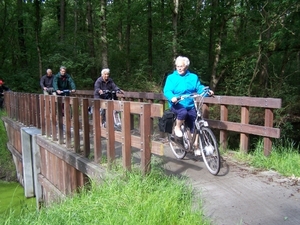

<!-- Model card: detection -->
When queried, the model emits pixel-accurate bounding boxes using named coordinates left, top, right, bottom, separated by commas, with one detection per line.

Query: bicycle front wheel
left=168, top=122, right=187, bottom=159
left=200, top=127, right=220, bottom=175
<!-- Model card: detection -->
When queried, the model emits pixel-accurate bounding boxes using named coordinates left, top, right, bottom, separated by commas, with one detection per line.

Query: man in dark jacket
left=40, top=69, right=55, bottom=95
left=0, top=79, right=10, bottom=109
left=53, top=66, right=76, bottom=96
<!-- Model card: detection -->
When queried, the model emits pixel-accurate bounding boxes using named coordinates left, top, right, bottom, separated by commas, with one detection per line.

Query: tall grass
left=232, top=139, right=300, bottom=177
left=0, top=111, right=16, bottom=180
left=1, top=167, right=211, bottom=225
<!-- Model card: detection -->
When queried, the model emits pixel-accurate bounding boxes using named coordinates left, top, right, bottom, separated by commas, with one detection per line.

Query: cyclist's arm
left=40, top=76, right=46, bottom=89
left=68, top=76, right=76, bottom=92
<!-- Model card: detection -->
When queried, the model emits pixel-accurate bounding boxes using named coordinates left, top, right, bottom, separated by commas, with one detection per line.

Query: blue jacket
left=163, top=70, right=206, bottom=110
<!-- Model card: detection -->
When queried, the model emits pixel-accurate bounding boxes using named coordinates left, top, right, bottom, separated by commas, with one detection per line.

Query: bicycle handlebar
left=176, top=87, right=213, bottom=102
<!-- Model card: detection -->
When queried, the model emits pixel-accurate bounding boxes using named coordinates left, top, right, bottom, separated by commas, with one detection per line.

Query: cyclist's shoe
left=171, top=135, right=184, bottom=146
left=174, top=127, right=183, bottom=137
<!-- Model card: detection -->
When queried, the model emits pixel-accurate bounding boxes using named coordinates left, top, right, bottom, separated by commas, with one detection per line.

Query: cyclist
left=93, top=68, right=124, bottom=125
left=163, top=56, right=214, bottom=138
left=40, top=69, right=55, bottom=95
left=0, top=79, right=10, bottom=109
left=53, top=66, right=76, bottom=96
left=94, top=68, right=124, bottom=99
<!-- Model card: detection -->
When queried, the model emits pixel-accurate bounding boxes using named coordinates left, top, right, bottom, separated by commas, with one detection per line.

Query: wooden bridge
left=1, top=90, right=281, bottom=206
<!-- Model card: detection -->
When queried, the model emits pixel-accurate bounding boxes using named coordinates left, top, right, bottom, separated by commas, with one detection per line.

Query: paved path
left=159, top=145, right=300, bottom=225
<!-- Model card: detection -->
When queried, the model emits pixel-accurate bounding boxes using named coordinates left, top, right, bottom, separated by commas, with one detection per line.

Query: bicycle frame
left=168, top=88, right=221, bottom=175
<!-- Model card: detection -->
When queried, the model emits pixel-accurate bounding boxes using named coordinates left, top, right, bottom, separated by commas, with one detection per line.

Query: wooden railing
left=4, top=90, right=281, bottom=156
left=73, top=90, right=282, bottom=156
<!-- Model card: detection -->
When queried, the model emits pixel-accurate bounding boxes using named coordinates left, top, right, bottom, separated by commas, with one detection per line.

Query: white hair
left=175, top=56, right=190, bottom=67
left=101, top=68, right=110, bottom=75
left=46, top=69, right=52, bottom=73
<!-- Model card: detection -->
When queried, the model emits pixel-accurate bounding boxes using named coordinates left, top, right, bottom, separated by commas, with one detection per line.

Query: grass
left=0, top=111, right=16, bottom=181
left=230, top=139, right=300, bottom=177
left=1, top=166, right=211, bottom=225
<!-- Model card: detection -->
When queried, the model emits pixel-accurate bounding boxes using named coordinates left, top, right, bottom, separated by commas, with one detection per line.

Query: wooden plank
left=40, top=95, right=46, bottom=135
left=264, top=108, right=274, bottom=156
left=72, top=98, right=80, bottom=153
left=106, top=101, right=115, bottom=166
left=220, top=105, right=228, bottom=150
left=93, top=99, right=102, bottom=163
left=240, top=106, right=250, bottom=153
left=140, top=104, right=151, bottom=174
left=204, top=96, right=282, bottom=109
left=82, top=98, right=90, bottom=157
left=51, top=95, right=57, bottom=141
left=57, top=97, right=64, bottom=144
left=121, top=101, right=131, bottom=171
left=65, top=97, right=72, bottom=148
left=36, top=136, right=106, bottom=180
left=38, top=174, right=65, bottom=200
left=207, top=119, right=280, bottom=138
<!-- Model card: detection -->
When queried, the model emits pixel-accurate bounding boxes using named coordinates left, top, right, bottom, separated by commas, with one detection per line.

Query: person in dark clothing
left=92, top=68, right=124, bottom=125
left=53, top=66, right=76, bottom=96
left=94, top=68, right=124, bottom=99
left=0, top=79, right=10, bottom=109
left=40, top=69, right=55, bottom=95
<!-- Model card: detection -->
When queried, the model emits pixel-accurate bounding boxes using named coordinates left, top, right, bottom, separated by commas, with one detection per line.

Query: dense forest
left=0, top=0, right=299, bottom=143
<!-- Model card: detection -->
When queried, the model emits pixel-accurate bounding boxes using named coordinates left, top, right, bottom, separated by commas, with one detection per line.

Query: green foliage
left=0, top=111, right=17, bottom=181
left=232, top=139, right=300, bottom=177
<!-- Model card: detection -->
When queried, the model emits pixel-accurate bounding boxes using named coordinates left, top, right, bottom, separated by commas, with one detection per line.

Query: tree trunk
left=86, top=0, right=97, bottom=79
left=147, top=0, right=153, bottom=80
left=100, top=0, right=108, bottom=68
left=59, top=0, right=66, bottom=42
left=172, top=0, right=179, bottom=58
left=126, top=0, right=131, bottom=75
left=17, top=0, right=27, bottom=68
left=34, top=0, right=42, bottom=78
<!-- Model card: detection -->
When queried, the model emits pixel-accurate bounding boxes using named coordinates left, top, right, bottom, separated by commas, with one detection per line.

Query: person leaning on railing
left=94, top=68, right=124, bottom=99
left=40, top=69, right=56, bottom=95
left=53, top=66, right=76, bottom=96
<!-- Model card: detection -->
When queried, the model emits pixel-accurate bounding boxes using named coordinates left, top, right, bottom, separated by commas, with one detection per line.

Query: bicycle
left=168, top=88, right=221, bottom=175
left=57, top=89, right=73, bottom=117
left=88, top=90, right=122, bottom=131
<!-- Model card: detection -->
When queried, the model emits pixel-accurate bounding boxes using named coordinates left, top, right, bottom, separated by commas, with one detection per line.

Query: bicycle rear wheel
left=168, top=122, right=187, bottom=159
left=114, top=110, right=122, bottom=131
left=199, top=127, right=220, bottom=175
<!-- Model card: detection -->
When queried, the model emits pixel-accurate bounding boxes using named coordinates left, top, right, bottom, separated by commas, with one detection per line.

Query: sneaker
left=174, top=127, right=183, bottom=137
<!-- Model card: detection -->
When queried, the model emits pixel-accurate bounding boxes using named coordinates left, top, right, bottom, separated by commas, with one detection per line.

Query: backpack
left=158, top=109, right=175, bottom=134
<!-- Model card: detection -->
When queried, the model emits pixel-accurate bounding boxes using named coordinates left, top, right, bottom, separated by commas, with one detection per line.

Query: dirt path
left=161, top=147, right=300, bottom=225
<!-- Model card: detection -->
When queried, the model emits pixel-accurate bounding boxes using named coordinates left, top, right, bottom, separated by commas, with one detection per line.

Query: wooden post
left=106, top=100, right=115, bottom=167
left=240, top=106, right=249, bottom=153
left=121, top=101, right=131, bottom=171
left=65, top=97, right=72, bottom=148
left=82, top=98, right=90, bottom=157
left=93, top=99, right=102, bottom=163
left=264, top=108, right=273, bottom=156
left=57, top=97, right=64, bottom=144
left=72, top=98, right=80, bottom=153
left=50, top=95, right=57, bottom=141
left=220, top=104, right=228, bottom=150
left=40, top=95, right=46, bottom=135
left=140, top=103, right=151, bottom=174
